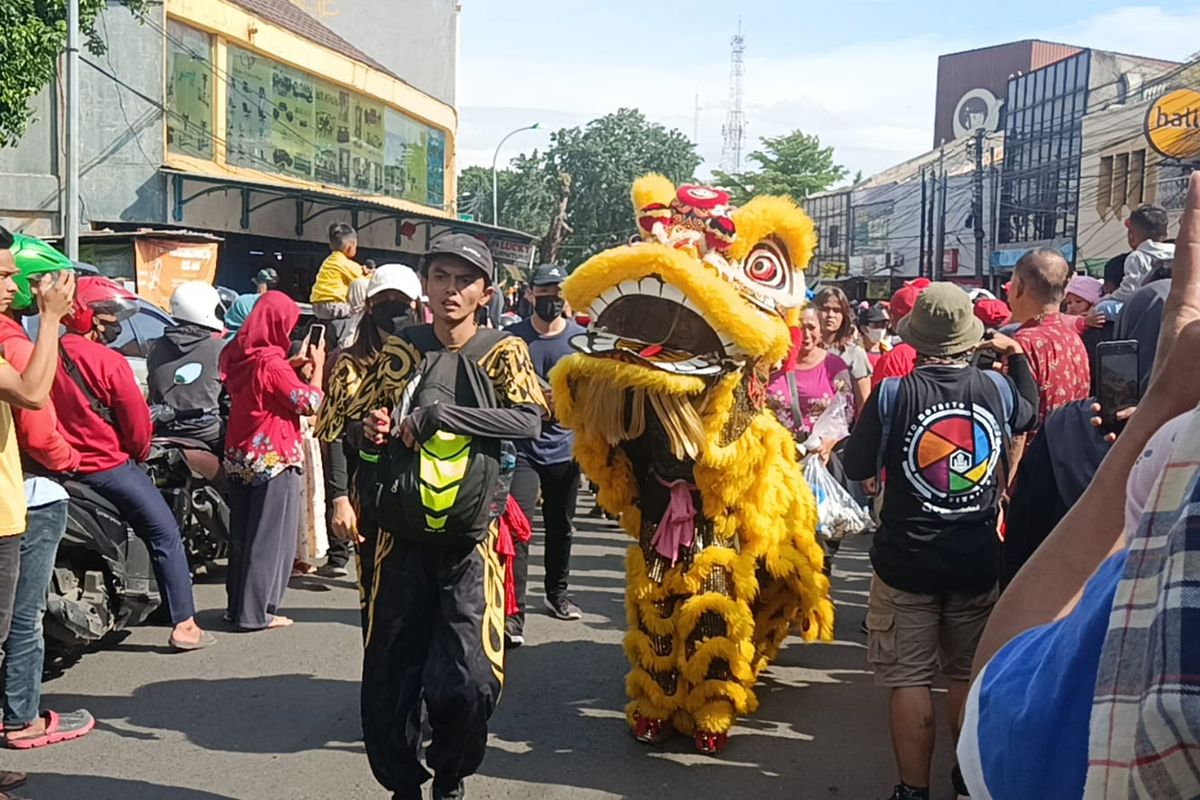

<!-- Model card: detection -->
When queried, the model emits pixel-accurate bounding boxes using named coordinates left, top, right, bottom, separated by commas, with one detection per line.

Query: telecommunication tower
left=720, top=20, right=747, bottom=173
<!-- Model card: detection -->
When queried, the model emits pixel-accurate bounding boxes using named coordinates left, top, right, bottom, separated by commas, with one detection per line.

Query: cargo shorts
left=866, top=574, right=999, bottom=688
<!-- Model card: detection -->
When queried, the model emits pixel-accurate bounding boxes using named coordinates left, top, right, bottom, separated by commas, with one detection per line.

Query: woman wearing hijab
left=223, top=294, right=258, bottom=340
left=221, top=292, right=325, bottom=631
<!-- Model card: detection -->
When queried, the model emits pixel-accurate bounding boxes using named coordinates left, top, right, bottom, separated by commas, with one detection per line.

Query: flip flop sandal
left=169, top=631, right=217, bottom=651
left=5, top=710, right=95, bottom=750
left=0, top=772, right=26, bottom=791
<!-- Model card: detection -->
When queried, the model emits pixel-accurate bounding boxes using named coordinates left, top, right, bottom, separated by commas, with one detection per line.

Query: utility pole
left=973, top=128, right=986, bottom=282
left=918, top=166, right=927, bottom=280
left=925, top=169, right=936, bottom=280
left=64, top=0, right=81, bottom=259
left=935, top=145, right=947, bottom=281
left=988, top=145, right=999, bottom=293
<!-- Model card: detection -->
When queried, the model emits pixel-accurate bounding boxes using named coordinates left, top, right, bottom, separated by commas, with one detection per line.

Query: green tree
left=460, top=108, right=701, bottom=267
left=712, top=130, right=848, bottom=206
left=547, top=108, right=701, bottom=262
left=0, top=1, right=148, bottom=147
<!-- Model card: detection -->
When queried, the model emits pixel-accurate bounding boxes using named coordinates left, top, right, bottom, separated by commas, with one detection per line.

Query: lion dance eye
left=744, top=241, right=791, bottom=292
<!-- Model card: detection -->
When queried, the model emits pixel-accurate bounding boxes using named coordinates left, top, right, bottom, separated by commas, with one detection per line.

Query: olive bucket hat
left=896, top=282, right=985, bottom=357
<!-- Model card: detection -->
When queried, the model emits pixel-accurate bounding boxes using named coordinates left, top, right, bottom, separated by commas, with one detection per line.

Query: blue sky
left=457, top=1, right=1200, bottom=178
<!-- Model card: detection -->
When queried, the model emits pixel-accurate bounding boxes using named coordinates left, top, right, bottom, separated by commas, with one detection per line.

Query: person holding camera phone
left=221, top=292, right=325, bottom=631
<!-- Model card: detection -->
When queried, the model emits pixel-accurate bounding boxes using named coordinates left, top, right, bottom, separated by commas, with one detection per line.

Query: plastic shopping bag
left=801, top=391, right=854, bottom=455
left=802, top=454, right=872, bottom=542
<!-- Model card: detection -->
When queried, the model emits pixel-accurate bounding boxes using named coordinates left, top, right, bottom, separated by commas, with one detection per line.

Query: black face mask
left=372, top=301, right=413, bottom=336
left=534, top=296, right=565, bottom=323
left=98, top=321, right=122, bottom=345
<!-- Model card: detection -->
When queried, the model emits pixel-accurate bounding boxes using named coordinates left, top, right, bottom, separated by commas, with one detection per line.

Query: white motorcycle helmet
left=170, top=281, right=224, bottom=331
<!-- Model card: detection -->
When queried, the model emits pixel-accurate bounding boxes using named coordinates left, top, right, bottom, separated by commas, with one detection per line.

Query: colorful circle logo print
left=903, top=406, right=1002, bottom=503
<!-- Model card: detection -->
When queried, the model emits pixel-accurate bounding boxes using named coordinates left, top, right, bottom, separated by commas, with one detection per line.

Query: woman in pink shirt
left=767, top=306, right=854, bottom=459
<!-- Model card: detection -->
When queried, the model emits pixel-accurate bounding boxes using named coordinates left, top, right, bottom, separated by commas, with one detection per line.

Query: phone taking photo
left=308, top=323, right=326, bottom=348
left=1096, top=339, right=1140, bottom=434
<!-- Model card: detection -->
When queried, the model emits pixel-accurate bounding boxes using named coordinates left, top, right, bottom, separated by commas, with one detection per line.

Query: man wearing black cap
left=350, top=232, right=547, bottom=800
left=252, top=267, right=278, bottom=295
left=504, top=264, right=587, bottom=645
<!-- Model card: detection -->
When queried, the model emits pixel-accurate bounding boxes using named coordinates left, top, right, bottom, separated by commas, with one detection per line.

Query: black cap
left=858, top=305, right=887, bottom=326
left=253, top=267, right=279, bottom=287
left=530, top=263, right=567, bottom=286
left=425, top=233, right=495, bottom=282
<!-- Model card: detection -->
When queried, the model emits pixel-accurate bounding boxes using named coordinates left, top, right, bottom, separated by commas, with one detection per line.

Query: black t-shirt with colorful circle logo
left=846, top=363, right=1038, bottom=595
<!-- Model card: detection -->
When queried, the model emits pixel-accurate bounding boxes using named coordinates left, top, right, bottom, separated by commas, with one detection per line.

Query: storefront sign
left=1145, top=88, right=1200, bottom=161
left=134, top=240, right=219, bottom=311
left=820, top=262, right=846, bottom=279
left=866, top=278, right=892, bottom=300
left=221, top=46, right=447, bottom=209
left=490, top=238, right=536, bottom=273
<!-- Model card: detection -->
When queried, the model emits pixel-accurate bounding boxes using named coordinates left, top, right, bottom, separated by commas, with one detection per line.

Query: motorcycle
left=146, top=406, right=231, bottom=572
left=45, top=479, right=160, bottom=656
left=44, top=409, right=231, bottom=656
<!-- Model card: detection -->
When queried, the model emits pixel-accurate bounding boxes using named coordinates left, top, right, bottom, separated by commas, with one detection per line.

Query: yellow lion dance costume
left=550, top=176, right=834, bottom=754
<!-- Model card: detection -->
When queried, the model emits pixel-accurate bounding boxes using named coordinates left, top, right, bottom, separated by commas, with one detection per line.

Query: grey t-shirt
left=829, top=342, right=873, bottom=381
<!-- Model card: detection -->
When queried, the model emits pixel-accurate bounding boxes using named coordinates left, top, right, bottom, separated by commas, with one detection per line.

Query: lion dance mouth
left=549, top=175, right=834, bottom=751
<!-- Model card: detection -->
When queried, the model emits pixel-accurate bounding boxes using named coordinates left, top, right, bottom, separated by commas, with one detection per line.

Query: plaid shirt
left=1086, top=409, right=1200, bottom=797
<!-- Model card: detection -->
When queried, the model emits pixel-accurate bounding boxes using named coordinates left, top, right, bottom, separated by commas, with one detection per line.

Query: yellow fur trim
left=685, top=679, right=757, bottom=719
left=625, top=668, right=680, bottom=719
left=625, top=629, right=679, bottom=674
left=680, top=637, right=757, bottom=686
left=676, top=593, right=755, bottom=643
left=631, top=174, right=677, bottom=215
left=562, top=244, right=790, bottom=364
left=728, top=195, right=818, bottom=281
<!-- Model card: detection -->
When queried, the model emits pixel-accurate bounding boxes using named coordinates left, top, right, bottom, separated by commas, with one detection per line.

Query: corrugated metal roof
left=226, top=0, right=405, bottom=84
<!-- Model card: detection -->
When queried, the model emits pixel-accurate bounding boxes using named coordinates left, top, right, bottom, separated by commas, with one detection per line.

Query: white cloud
left=456, top=6, right=1200, bottom=180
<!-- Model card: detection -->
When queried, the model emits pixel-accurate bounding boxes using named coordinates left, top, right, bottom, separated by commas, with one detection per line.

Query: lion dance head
left=550, top=175, right=834, bottom=750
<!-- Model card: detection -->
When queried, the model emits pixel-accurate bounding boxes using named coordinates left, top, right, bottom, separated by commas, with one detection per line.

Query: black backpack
left=378, top=325, right=513, bottom=545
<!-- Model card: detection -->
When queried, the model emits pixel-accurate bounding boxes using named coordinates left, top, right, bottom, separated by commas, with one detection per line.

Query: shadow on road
left=24, top=774, right=239, bottom=800
left=484, top=514, right=954, bottom=799
left=42, top=674, right=364, bottom=756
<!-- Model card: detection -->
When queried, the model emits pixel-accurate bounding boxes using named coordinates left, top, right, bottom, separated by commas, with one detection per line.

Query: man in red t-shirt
left=1008, top=249, right=1091, bottom=431
left=871, top=279, right=930, bottom=387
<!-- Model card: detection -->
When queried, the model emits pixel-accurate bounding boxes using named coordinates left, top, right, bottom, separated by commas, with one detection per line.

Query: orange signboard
left=1145, top=88, right=1200, bottom=161
left=134, top=239, right=219, bottom=311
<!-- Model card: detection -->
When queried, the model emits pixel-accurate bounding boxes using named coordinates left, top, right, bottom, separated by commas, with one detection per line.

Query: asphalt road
left=11, top=503, right=956, bottom=800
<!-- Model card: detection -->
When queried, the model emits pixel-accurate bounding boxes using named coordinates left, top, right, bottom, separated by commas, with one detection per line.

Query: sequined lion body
left=550, top=176, right=834, bottom=749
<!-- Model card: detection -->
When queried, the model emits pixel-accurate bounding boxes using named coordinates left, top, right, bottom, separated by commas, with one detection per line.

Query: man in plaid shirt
left=959, top=172, right=1200, bottom=798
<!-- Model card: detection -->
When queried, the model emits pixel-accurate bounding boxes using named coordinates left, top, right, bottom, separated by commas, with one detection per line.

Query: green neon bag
left=380, top=326, right=507, bottom=545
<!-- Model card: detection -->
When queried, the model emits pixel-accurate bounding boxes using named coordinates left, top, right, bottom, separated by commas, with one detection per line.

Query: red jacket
left=0, top=316, right=82, bottom=473
left=871, top=342, right=918, bottom=387
left=51, top=333, right=152, bottom=473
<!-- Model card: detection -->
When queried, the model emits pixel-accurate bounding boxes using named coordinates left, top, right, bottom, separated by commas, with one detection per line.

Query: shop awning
left=164, top=169, right=537, bottom=247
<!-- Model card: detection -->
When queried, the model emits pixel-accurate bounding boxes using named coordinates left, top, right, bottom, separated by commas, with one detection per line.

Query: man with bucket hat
left=843, top=283, right=1039, bottom=800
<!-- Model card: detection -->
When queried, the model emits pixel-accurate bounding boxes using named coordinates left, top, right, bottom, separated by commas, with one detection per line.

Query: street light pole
left=492, top=123, right=539, bottom=226
left=64, top=0, right=81, bottom=260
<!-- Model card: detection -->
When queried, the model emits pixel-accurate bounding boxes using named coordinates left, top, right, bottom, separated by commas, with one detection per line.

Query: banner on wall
left=134, top=240, right=219, bottom=311
left=223, top=45, right=447, bottom=210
